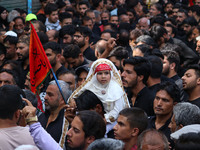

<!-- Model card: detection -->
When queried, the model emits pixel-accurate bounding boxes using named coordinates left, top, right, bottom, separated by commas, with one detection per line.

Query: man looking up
left=182, top=64, right=200, bottom=108
left=114, top=108, right=148, bottom=150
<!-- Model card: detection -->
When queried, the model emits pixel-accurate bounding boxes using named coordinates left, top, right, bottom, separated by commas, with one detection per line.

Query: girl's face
left=1, top=10, right=7, bottom=20
left=96, top=70, right=111, bottom=85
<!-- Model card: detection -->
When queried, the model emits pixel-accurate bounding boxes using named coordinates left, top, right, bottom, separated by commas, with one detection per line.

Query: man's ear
left=170, top=62, right=176, bottom=70
left=95, top=104, right=103, bottom=114
left=197, top=77, right=200, bottom=85
left=138, top=75, right=144, bottom=82
left=131, top=128, right=139, bottom=137
left=86, top=136, right=95, bottom=145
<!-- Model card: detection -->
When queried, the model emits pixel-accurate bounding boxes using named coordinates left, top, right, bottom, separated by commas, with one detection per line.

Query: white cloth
left=170, top=124, right=200, bottom=140
left=45, top=18, right=61, bottom=31
left=68, top=58, right=130, bottom=123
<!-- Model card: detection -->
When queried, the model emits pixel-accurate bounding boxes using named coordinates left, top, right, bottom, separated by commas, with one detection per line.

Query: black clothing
left=188, top=97, right=200, bottom=108
left=38, top=109, right=65, bottom=143
left=83, top=47, right=97, bottom=61
left=148, top=116, right=172, bottom=141
left=134, top=87, right=155, bottom=116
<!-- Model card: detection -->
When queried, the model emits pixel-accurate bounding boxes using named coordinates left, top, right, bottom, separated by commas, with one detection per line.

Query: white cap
left=196, top=36, right=200, bottom=41
left=4, top=31, right=17, bottom=37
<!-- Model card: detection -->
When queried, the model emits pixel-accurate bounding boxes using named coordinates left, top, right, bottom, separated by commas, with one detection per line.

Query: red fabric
left=36, top=93, right=44, bottom=113
left=95, top=64, right=111, bottom=74
left=29, top=22, right=52, bottom=94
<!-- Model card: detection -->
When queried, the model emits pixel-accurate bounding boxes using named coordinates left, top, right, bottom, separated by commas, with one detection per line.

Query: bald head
left=95, top=40, right=107, bottom=58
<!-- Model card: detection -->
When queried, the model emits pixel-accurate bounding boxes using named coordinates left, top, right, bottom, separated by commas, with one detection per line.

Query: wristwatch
left=25, top=116, right=38, bottom=124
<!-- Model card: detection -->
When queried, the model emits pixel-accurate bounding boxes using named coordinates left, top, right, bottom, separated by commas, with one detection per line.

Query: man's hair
left=75, top=26, right=92, bottom=38
left=173, top=102, right=200, bottom=127
left=77, top=110, right=106, bottom=139
left=0, top=85, right=24, bottom=119
left=151, top=3, right=163, bottom=13
left=147, top=55, right=163, bottom=78
left=82, top=16, right=93, bottom=24
left=187, top=64, right=200, bottom=78
left=123, top=57, right=151, bottom=84
left=134, top=44, right=151, bottom=56
left=43, top=41, right=61, bottom=54
left=108, top=46, right=129, bottom=60
left=87, top=138, right=124, bottom=150
left=63, top=44, right=81, bottom=59
left=182, top=17, right=198, bottom=27
left=175, top=132, right=200, bottom=150
left=156, top=81, right=180, bottom=103
left=59, top=25, right=75, bottom=38
left=119, top=108, right=148, bottom=135
left=137, top=128, right=169, bottom=150
left=135, top=35, right=156, bottom=48
left=151, top=16, right=165, bottom=26
left=44, top=3, right=58, bottom=15
left=165, top=24, right=176, bottom=36
left=0, top=69, right=19, bottom=86
left=3, top=35, right=18, bottom=45
left=59, top=12, right=72, bottom=23
left=150, top=25, right=167, bottom=43
left=0, top=43, right=6, bottom=55
left=190, top=5, right=200, bottom=16
left=75, top=90, right=104, bottom=112
left=49, top=80, right=72, bottom=100
left=18, top=35, right=30, bottom=46
left=22, top=89, right=38, bottom=108
left=178, top=8, right=188, bottom=17
left=13, top=16, right=25, bottom=24
left=79, top=0, right=90, bottom=8
left=32, top=20, right=46, bottom=32
left=101, top=29, right=116, bottom=39
left=162, top=50, right=180, bottom=72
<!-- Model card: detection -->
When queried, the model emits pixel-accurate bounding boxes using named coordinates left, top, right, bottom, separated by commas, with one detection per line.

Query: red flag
left=29, top=23, right=52, bottom=112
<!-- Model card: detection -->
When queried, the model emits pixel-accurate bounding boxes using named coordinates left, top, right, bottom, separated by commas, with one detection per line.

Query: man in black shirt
left=38, top=80, right=72, bottom=144
left=148, top=81, right=180, bottom=141
left=122, top=57, right=154, bottom=116
left=182, top=64, right=200, bottom=108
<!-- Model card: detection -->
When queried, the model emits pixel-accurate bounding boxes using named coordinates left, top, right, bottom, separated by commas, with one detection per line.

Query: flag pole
left=50, top=68, right=68, bottom=104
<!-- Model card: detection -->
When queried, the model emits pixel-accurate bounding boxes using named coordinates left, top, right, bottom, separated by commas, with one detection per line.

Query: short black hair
left=63, top=44, right=81, bottom=59
left=75, top=26, right=92, bottom=38
left=44, top=3, right=58, bottom=15
left=0, top=69, right=20, bottom=86
left=43, top=41, right=61, bottom=54
left=77, top=110, right=106, bottom=139
left=13, top=16, right=25, bottom=24
left=156, top=81, right=180, bottom=103
left=59, top=12, right=72, bottom=23
left=147, top=55, right=163, bottom=78
left=3, top=36, right=18, bottom=45
left=0, top=85, right=24, bottom=119
left=79, top=0, right=90, bottom=8
left=187, top=64, right=200, bottom=78
left=123, top=57, right=151, bottom=84
left=59, top=25, right=75, bottom=38
left=119, top=108, right=148, bottom=134
left=75, top=90, right=104, bottom=112
left=150, top=25, right=167, bottom=43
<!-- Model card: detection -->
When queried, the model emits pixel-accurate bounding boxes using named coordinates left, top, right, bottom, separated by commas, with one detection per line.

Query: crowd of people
left=0, top=0, right=200, bottom=149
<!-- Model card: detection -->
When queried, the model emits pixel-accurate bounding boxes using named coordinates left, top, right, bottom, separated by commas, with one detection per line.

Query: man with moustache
left=38, top=80, right=72, bottom=143
left=182, top=64, right=200, bottom=108
left=148, top=81, right=180, bottom=142
left=121, top=57, right=154, bottom=116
